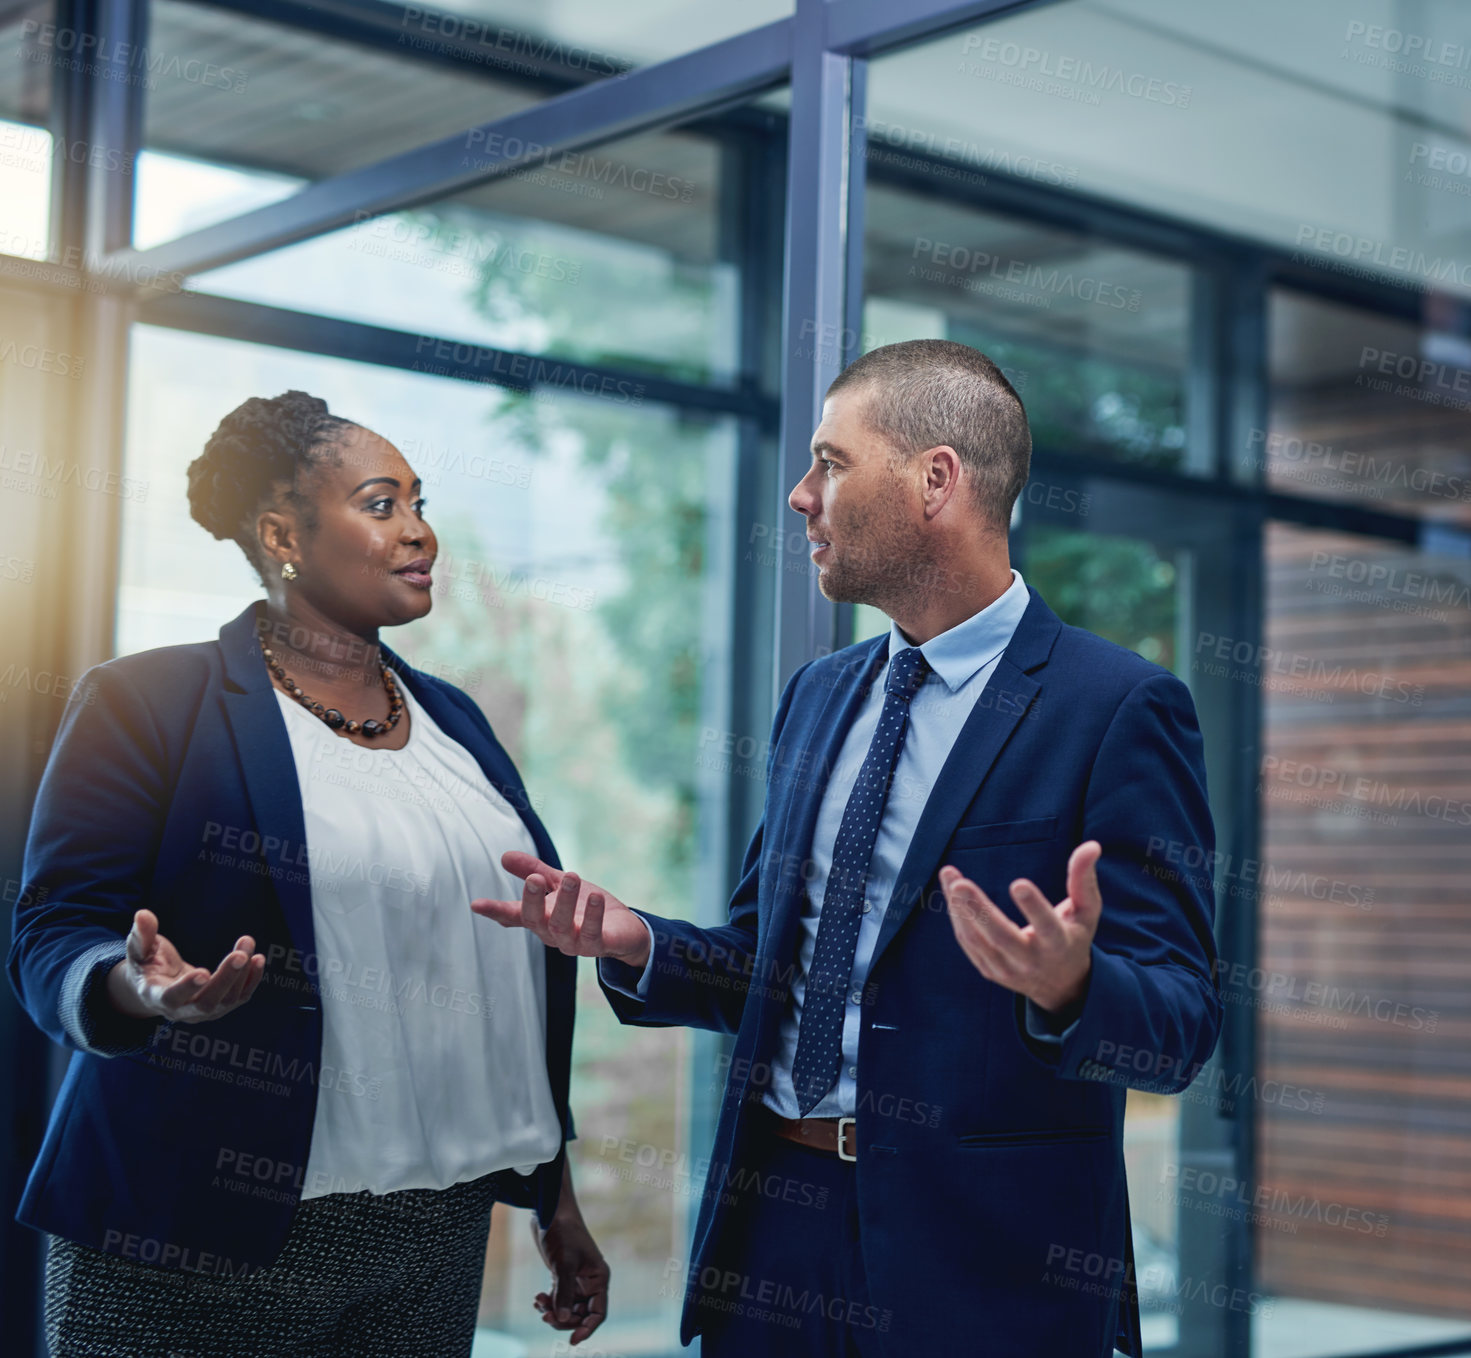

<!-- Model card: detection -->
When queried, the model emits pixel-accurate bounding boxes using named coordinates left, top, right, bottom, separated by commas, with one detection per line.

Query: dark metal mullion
left=47, top=0, right=95, bottom=262
left=1219, top=255, right=1269, bottom=1358
left=87, top=0, right=147, bottom=257
left=134, top=291, right=777, bottom=422
left=1026, top=448, right=1424, bottom=545
left=772, top=0, right=851, bottom=691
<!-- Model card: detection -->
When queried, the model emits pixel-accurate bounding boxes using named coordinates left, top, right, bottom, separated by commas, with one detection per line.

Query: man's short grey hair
left=828, top=339, right=1031, bottom=530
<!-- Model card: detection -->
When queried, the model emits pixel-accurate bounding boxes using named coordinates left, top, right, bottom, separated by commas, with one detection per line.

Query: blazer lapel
left=218, top=603, right=318, bottom=978
left=869, top=588, right=1062, bottom=968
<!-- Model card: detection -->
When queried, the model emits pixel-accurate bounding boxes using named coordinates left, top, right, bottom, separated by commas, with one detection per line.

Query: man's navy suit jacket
left=8, top=602, right=576, bottom=1273
left=601, top=587, right=1222, bottom=1357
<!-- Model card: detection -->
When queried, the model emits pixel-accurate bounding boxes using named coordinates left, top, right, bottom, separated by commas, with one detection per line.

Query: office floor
left=473, top=1296, right=1471, bottom=1358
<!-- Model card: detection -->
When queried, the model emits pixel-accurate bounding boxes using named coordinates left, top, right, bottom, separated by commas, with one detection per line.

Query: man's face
left=788, top=386, right=927, bottom=609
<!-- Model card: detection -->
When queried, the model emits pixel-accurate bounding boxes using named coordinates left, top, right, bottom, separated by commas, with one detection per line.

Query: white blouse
left=273, top=675, right=564, bottom=1199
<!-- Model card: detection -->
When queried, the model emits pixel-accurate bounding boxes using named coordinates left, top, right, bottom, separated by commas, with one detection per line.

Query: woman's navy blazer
left=7, top=601, right=576, bottom=1276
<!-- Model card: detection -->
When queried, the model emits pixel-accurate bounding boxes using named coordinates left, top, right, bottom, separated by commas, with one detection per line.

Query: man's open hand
left=472, top=852, right=651, bottom=969
left=940, top=839, right=1103, bottom=1019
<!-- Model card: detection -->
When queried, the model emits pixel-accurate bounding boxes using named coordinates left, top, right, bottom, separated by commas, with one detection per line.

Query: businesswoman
left=8, top=391, right=607, bottom=1355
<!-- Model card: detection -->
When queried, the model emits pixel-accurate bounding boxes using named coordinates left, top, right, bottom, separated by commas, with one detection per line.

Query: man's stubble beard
left=816, top=497, right=943, bottom=620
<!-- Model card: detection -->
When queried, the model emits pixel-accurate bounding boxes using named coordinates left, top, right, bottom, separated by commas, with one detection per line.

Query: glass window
left=136, top=0, right=540, bottom=247
left=187, top=124, right=744, bottom=387
left=866, top=0, right=1471, bottom=301
left=1266, top=289, right=1471, bottom=525
left=1023, top=510, right=1221, bottom=1357
left=133, top=151, right=300, bottom=250
left=119, top=323, right=743, bottom=1353
left=1, top=2, right=55, bottom=260
left=862, top=186, right=1199, bottom=472
left=1256, top=520, right=1471, bottom=1354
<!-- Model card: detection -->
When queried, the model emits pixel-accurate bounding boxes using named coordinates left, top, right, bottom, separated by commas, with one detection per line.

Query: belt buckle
left=837, top=1116, right=857, bottom=1162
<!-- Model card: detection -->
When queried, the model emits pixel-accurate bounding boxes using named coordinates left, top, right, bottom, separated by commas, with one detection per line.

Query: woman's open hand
left=105, top=908, right=266, bottom=1022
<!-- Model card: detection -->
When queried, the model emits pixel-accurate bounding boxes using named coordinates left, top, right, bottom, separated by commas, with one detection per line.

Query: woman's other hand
left=105, top=908, right=266, bottom=1022
left=531, top=1167, right=609, bottom=1344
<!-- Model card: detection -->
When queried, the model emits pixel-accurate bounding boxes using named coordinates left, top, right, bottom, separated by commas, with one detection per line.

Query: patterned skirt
left=45, top=1174, right=499, bottom=1357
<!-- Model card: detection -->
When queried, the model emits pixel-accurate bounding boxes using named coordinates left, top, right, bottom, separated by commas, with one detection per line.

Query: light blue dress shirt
left=602, top=569, right=1074, bottom=1117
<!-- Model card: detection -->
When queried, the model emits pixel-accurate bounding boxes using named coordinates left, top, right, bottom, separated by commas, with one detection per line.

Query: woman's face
left=275, top=424, right=438, bottom=634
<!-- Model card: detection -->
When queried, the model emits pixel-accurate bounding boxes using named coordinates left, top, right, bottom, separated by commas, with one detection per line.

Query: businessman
left=474, top=339, right=1222, bottom=1356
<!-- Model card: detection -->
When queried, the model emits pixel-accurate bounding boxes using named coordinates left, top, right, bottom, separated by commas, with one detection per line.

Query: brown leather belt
left=766, top=1112, right=858, bottom=1161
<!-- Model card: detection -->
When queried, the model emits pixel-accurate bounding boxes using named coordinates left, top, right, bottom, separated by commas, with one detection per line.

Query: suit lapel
left=218, top=604, right=318, bottom=976
left=869, top=588, right=1062, bottom=969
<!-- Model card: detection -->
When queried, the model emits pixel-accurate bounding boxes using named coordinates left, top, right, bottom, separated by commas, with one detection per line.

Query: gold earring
left=281, top=562, right=299, bottom=581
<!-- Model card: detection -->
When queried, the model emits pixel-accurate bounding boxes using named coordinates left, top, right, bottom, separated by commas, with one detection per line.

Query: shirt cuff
left=60, top=939, right=166, bottom=1057
left=1024, top=997, right=1080, bottom=1045
left=596, top=913, right=656, bottom=999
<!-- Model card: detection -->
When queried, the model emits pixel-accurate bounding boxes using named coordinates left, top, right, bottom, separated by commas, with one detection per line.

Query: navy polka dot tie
left=790, top=644, right=931, bottom=1115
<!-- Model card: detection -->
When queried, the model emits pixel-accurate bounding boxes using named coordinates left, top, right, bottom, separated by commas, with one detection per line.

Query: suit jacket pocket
left=949, top=815, right=1058, bottom=850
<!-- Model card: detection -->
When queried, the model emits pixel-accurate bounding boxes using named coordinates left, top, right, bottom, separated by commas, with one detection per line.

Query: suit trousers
left=696, top=1112, right=890, bottom=1358
left=43, top=1173, right=499, bottom=1358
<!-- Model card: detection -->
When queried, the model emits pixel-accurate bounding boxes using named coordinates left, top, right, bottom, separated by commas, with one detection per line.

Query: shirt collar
left=887, top=569, right=1030, bottom=694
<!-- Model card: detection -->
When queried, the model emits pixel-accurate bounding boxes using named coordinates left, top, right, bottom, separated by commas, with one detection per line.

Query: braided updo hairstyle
left=187, top=391, right=355, bottom=580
